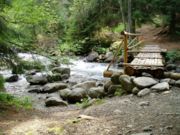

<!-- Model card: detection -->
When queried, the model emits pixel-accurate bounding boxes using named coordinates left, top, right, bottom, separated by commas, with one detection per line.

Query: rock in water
left=88, top=87, right=105, bottom=98
left=133, top=77, right=158, bottom=89
left=52, top=67, right=70, bottom=77
left=137, top=88, right=151, bottom=97
left=111, top=72, right=123, bottom=84
left=72, top=81, right=96, bottom=90
left=5, top=74, right=19, bottom=82
left=119, top=75, right=134, bottom=92
left=86, top=51, right=99, bottom=62
left=45, top=97, right=68, bottom=107
left=42, top=82, right=68, bottom=93
left=104, top=51, right=113, bottom=62
left=151, top=82, right=169, bottom=92
left=26, top=74, right=48, bottom=85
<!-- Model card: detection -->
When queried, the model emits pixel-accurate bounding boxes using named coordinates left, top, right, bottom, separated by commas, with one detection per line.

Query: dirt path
left=0, top=87, right=180, bottom=135
left=137, top=25, right=180, bottom=50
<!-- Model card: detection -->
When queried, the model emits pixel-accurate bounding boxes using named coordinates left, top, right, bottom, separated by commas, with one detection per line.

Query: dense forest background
left=0, top=0, right=180, bottom=67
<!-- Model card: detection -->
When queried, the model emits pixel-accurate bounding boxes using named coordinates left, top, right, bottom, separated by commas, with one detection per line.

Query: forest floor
left=0, top=87, right=180, bottom=135
left=0, top=25, right=180, bottom=135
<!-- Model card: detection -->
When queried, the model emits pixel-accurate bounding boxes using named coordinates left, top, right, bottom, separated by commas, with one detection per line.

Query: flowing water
left=0, top=53, right=122, bottom=109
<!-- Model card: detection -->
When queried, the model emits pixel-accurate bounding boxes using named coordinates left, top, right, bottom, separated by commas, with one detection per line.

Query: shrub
left=0, top=75, right=4, bottom=91
left=165, top=50, right=180, bottom=62
left=0, top=92, right=32, bottom=109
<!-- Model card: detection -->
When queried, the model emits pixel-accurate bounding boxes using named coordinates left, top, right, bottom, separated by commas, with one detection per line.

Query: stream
left=0, top=53, right=122, bottom=109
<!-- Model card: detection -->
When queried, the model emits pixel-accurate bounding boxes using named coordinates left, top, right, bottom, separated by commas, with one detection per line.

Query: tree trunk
left=169, top=9, right=176, bottom=34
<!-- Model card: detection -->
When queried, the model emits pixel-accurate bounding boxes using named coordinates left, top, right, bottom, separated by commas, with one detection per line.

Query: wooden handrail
left=121, top=31, right=142, bottom=37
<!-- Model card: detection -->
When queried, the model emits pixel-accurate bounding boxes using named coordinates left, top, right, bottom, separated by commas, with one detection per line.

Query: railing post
left=121, top=31, right=128, bottom=73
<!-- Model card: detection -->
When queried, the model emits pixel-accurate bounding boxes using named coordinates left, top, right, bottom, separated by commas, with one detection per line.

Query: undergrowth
left=0, top=92, right=32, bottom=109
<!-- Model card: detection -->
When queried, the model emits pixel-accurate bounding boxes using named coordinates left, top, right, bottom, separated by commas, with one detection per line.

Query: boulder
left=61, top=74, right=70, bottom=80
left=27, top=85, right=42, bottom=93
left=111, top=72, right=123, bottom=84
left=52, top=67, right=70, bottom=77
left=67, top=88, right=87, bottom=103
left=88, top=87, right=105, bottom=98
left=86, top=51, right=99, bottom=62
left=132, top=87, right=140, bottom=95
left=137, top=88, right=151, bottom=97
left=175, top=80, right=180, bottom=87
left=133, top=77, right=158, bottom=89
left=45, top=97, right=68, bottom=107
left=26, top=74, right=48, bottom=85
left=151, top=82, right=169, bottom=92
left=59, top=88, right=72, bottom=100
left=104, top=51, right=113, bottom=62
left=72, top=81, right=96, bottom=90
left=160, top=78, right=171, bottom=83
left=119, top=75, right=134, bottom=92
left=104, top=80, right=113, bottom=92
left=108, top=85, right=122, bottom=95
left=142, top=72, right=153, bottom=78
left=41, top=82, right=68, bottom=93
left=47, top=73, right=62, bottom=82
left=5, top=74, right=19, bottom=82
left=166, top=64, right=176, bottom=71
left=176, top=66, right=180, bottom=73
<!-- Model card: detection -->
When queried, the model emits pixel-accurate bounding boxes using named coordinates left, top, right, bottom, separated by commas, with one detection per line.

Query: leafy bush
left=0, top=75, right=4, bottom=91
left=113, top=23, right=125, bottom=33
left=0, top=92, right=32, bottom=109
left=165, top=50, right=180, bottom=62
left=12, top=60, right=45, bottom=74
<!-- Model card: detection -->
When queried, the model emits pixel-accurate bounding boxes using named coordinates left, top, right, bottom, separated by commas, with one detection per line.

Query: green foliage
left=0, top=92, right=32, bottom=109
left=113, top=23, right=125, bottom=33
left=12, top=60, right=45, bottom=74
left=0, top=75, right=4, bottom=91
left=165, top=50, right=180, bottom=62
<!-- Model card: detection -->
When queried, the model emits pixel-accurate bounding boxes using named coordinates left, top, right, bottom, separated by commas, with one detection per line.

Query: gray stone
left=169, top=79, right=176, bottom=85
left=45, top=97, right=68, bottom=107
left=108, top=85, right=122, bottom=95
left=139, top=101, right=150, bottom=106
left=61, top=74, right=70, bottom=80
left=47, top=73, right=62, bottom=82
left=88, top=87, right=105, bottom=98
left=27, top=85, right=42, bottom=93
left=104, top=80, right=113, bottom=92
left=86, top=51, right=99, bottom=62
left=160, top=78, right=171, bottom=83
left=5, top=74, right=19, bottom=82
left=67, top=88, right=87, bottom=103
left=143, top=125, right=153, bottom=132
left=59, top=88, right=72, bottom=100
left=42, top=82, right=68, bottom=93
left=133, top=77, right=158, bottom=89
left=72, top=81, right=96, bottom=90
left=26, top=74, right=48, bottom=85
left=132, top=87, right=140, bottom=95
left=111, top=73, right=121, bottom=84
left=151, top=82, right=169, bottom=92
left=52, top=67, right=70, bottom=76
left=166, top=64, right=176, bottom=71
left=137, top=88, right=151, bottom=97
left=175, top=80, right=180, bottom=87
left=119, top=75, right=134, bottom=92
left=142, top=72, right=153, bottom=78
left=104, top=52, right=113, bottom=62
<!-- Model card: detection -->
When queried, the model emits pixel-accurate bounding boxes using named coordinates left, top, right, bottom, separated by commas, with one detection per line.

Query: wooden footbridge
left=104, top=31, right=167, bottom=78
